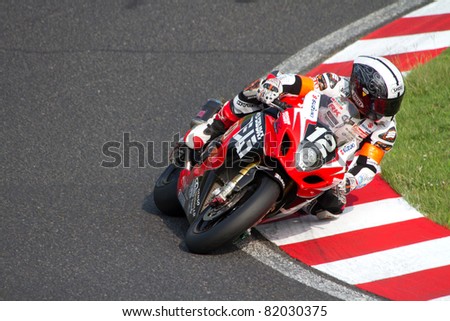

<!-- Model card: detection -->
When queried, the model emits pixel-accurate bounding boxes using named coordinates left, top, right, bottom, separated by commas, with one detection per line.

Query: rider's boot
left=184, top=100, right=240, bottom=150
left=304, top=185, right=346, bottom=220
left=315, top=211, right=340, bottom=220
left=184, top=118, right=226, bottom=150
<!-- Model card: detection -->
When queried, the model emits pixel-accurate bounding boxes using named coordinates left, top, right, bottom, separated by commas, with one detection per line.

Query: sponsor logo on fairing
left=282, top=111, right=291, bottom=125
left=254, top=114, right=264, bottom=140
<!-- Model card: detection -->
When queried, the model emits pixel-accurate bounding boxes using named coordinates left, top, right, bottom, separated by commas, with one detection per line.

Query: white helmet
left=350, top=56, right=405, bottom=120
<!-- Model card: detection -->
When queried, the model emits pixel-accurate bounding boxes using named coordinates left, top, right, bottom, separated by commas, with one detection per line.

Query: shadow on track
left=142, top=191, right=245, bottom=255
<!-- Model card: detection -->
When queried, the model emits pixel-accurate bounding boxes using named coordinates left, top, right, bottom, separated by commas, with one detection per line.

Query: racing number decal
left=233, top=113, right=264, bottom=158
left=306, top=126, right=336, bottom=159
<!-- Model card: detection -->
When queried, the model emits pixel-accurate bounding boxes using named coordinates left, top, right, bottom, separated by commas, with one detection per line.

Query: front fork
left=211, top=161, right=260, bottom=205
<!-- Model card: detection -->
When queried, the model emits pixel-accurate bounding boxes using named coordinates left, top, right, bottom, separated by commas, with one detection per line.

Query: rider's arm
left=231, top=72, right=315, bottom=115
left=312, top=72, right=350, bottom=97
left=346, top=119, right=397, bottom=192
left=274, top=73, right=315, bottom=97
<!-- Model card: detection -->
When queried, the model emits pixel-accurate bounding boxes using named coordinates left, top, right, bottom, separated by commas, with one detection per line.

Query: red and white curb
left=256, top=0, right=450, bottom=301
left=306, top=0, right=450, bottom=77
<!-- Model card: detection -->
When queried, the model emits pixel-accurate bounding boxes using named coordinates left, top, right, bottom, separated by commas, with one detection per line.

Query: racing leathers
left=184, top=71, right=397, bottom=219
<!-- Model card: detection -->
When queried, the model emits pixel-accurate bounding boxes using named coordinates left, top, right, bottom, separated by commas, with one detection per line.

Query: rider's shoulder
left=272, top=71, right=298, bottom=85
left=370, top=117, right=397, bottom=143
left=376, top=116, right=397, bottom=127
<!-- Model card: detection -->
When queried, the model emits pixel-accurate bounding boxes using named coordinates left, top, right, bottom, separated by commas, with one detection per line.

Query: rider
left=184, top=55, right=405, bottom=219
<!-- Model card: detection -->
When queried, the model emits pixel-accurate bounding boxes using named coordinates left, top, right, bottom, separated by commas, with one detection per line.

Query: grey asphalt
left=2, top=0, right=401, bottom=300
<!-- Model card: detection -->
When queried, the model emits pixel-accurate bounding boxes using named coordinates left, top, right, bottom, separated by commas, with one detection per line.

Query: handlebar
left=270, top=98, right=291, bottom=112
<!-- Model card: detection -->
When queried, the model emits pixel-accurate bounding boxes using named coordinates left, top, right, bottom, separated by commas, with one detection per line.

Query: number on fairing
left=306, top=127, right=336, bottom=158
left=233, top=113, right=264, bottom=158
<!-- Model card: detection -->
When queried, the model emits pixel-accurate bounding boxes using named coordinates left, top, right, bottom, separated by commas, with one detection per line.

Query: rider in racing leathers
left=184, top=55, right=405, bottom=219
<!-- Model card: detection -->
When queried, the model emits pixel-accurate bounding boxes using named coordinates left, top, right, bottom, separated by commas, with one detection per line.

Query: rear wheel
left=185, top=174, right=280, bottom=254
left=153, top=164, right=184, bottom=216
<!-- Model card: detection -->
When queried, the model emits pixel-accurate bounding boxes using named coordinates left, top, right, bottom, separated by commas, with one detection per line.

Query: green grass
left=381, top=48, right=450, bottom=228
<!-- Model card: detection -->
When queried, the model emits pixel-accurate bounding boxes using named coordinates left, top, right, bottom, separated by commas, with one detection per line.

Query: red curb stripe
left=382, top=48, right=449, bottom=72
left=305, top=61, right=353, bottom=77
left=280, top=218, right=450, bottom=266
left=346, top=175, right=400, bottom=207
left=356, top=265, right=450, bottom=301
left=362, top=14, right=450, bottom=40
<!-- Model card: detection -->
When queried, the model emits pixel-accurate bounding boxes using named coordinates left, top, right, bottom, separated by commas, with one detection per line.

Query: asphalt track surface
left=1, top=0, right=415, bottom=300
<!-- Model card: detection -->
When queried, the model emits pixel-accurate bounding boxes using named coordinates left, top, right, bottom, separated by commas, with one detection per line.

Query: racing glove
left=315, top=72, right=348, bottom=97
left=257, top=77, right=283, bottom=104
left=342, top=172, right=358, bottom=194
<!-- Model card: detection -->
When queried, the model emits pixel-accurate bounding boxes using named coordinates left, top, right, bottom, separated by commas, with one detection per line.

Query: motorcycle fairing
left=177, top=112, right=267, bottom=223
left=265, top=91, right=346, bottom=198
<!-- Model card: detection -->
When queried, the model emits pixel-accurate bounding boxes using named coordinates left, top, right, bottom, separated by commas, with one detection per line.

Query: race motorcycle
left=154, top=92, right=359, bottom=254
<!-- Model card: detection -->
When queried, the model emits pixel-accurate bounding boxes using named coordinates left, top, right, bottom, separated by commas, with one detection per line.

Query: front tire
left=153, top=164, right=184, bottom=216
left=185, top=174, right=280, bottom=254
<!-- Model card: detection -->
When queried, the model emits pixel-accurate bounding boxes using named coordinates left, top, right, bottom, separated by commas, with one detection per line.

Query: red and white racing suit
left=185, top=71, right=397, bottom=216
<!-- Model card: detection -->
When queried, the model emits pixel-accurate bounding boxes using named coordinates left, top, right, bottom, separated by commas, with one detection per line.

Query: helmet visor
left=350, top=75, right=403, bottom=120
left=370, top=94, right=403, bottom=119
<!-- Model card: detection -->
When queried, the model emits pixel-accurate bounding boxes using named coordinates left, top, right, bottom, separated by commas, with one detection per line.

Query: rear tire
left=185, top=174, right=280, bottom=254
left=153, top=164, right=184, bottom=216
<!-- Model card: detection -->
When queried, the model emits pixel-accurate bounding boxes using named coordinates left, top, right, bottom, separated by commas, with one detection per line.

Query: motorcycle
left=154, top=92, right=359, bottom=254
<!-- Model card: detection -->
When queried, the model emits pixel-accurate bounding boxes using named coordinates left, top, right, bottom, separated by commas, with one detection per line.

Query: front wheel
left=185, top=174, right=280, bottom=254
left=153, top=164, right=184, bottom=216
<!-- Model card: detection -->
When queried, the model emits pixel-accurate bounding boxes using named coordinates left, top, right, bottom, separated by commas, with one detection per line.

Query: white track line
left=239, top=0, right=431, bottom=301
left=274, top=0, right=430, bottom=73
left=239, top=240, right=379, bottom=301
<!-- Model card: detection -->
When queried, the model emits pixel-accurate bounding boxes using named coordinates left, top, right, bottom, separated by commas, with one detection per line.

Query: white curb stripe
left=323, top=30, right=450, bottom=64
left=313, top=237, right=450, bottom=285
left=405, top=0, right=450, bottom=17
left=257, top=198, right=423, bottom=246
left=431, top=294, right=450, bottom=301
